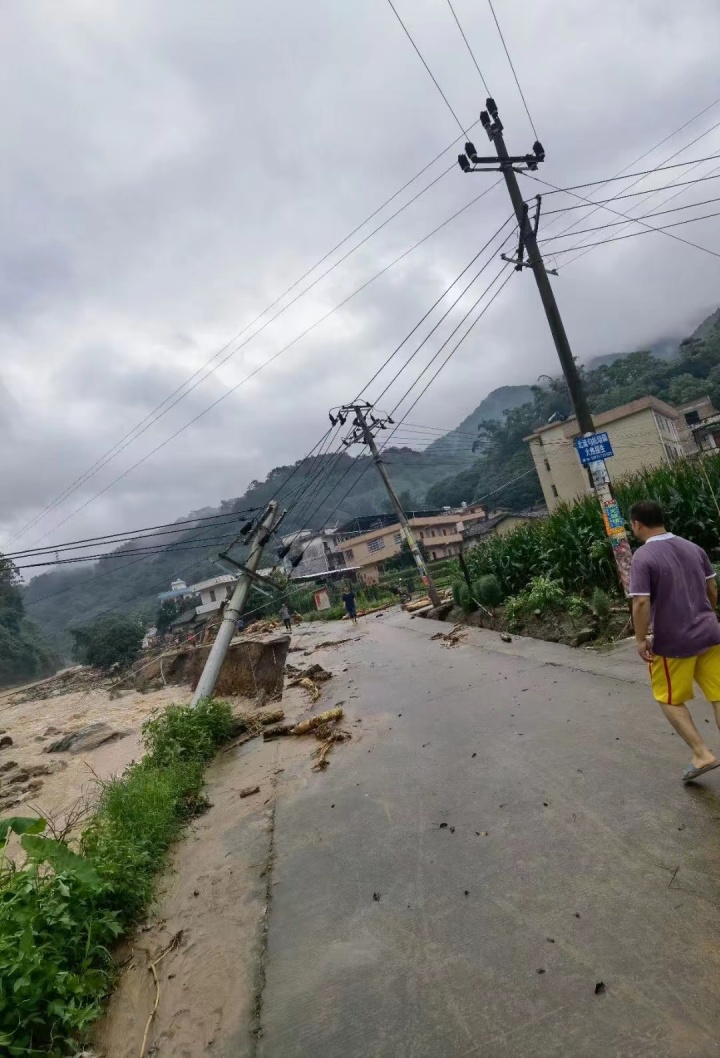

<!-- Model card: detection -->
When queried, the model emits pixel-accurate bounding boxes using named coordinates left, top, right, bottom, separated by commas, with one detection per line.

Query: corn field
left=466, top=456, right=720, bottom=598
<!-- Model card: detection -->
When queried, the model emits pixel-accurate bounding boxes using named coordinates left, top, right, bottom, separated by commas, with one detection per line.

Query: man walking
left=280, top=603, right=293, bottom=633
left=629, top=499, right=720, bottom=782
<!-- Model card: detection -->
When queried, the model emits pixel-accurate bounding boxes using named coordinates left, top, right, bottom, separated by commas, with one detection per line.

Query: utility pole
left=457, top=99, right=633, bottom=593
left=333, top=402, right=442, bottom=608
left=191, top=501, right=283, bottom=705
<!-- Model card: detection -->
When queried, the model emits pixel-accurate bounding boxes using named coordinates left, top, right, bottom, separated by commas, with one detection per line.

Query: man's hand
left=636, top=638, right=654, bottom=662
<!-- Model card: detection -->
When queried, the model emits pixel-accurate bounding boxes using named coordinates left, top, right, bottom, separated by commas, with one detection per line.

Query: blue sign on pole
left=574, top=432, right=614, bottom=466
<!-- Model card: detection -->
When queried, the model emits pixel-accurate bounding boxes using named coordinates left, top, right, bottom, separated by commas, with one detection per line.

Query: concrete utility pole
left=191, top=501, right=283, bottom=705
left=335, top=402, right=442, bottom=608
left=458, top=99, right=633, bottom=593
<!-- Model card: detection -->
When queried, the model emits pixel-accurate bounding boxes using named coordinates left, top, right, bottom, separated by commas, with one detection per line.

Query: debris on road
left=594, top=981, right=606, bottom=995
left=430, top=625, right=467, bottom=648
left=240, top=785, right=260, bottom=798
left=500, top=633, right=512, bottom=643
left=292, top=706, right=344, bottom=735
left=286, top=662, right=333, bottom=703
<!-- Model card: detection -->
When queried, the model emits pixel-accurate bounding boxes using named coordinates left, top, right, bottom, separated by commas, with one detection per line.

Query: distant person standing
left=342, top=584, right=358, bottom=624
left=629, top=499, right=720, bottom=783
left=280, top=603, right=293, bottom=633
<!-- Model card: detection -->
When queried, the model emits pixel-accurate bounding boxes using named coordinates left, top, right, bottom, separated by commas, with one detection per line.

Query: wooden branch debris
left=430, top=625, right=467, bottom=648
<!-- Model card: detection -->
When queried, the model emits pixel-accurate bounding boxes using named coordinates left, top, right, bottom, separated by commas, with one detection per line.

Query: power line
left=541, top=170, right=720, bottom=214
left=12, top=163, right=462, bottom=549
left=20, top=182, right=503, bottom=548
left=444, top=0, right=491, bottom=95
left=388, top=270, right=513, bottom=421
left=540, top=194, right=720, bottom=243
left=539, top=207, right=720, bottom=258
left=355, top=188, right=505, bottom=397
left=535, top=151, right=720, bottom=196
left=374, top=223, right=515, bottom=402
left=486, top=0, right=538, bottom=140
left=6, top=121, right=492, bottom=551
left=536, top=108, right=720, bottom=266
left=523, top=170, right=720, bottom=262
left=560, top=158, right=720, bottom=269
left=385, top=0, right=468, bottom=137
left=4, top=509, right=259, bottom=562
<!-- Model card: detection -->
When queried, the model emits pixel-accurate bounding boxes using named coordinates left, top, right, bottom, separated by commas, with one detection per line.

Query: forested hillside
left=427, top=308, right=720, bottom=511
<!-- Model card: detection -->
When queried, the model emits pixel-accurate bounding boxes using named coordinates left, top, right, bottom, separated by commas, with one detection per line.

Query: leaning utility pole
left=334, top=402, right=442, bottom=608
left=191, top=501, right=283, bottom=705
left=458, top=99, right=633, bottom=592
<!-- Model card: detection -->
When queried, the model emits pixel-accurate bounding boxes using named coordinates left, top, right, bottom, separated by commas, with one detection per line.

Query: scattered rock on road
left=239, top=785, right=260, bottom=798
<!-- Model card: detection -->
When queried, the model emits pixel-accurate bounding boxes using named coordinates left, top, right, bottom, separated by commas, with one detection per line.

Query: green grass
left=0, top=698, right=233, bottom=1056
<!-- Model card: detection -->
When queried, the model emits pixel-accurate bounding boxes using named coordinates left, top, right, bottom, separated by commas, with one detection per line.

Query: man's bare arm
left=632, top=596, right=653, bottom=660
left=708, top=576, right=718, bottom=610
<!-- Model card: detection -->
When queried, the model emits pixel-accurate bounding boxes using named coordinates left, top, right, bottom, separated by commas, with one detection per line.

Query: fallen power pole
left=334, top=401, right=442, bottom=608
left=191, top=501, right=284, bottom=705
left=458, top=99, right=633, bottom=592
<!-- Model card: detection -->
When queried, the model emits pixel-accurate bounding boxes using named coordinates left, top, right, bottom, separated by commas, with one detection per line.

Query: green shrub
left=0, top=698, right=233, bottom=1055
left=452, top=581, right=464, bottom=608
left=590, top=587, right=612, bottom=622
left=474, top=574, right=503, bottom=607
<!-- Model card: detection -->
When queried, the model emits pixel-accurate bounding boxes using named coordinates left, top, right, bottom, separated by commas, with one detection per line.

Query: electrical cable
left=486, top=0, right=538, bottom=140
left=540, top=194, right=720, bottom=243
left=385, top=0, right=468, bottom=137
left=444, top=0, right=491, bottom=95
left=355, top=190, right=507, bottom=399
left=22, top=517, right=246, bottom=608
left=534, top=152, right=720, bottom=196
left=536, top=109, right=720, bottom=264
left=523, top=170, right=720, bottom=262
left=541, top=170, right=720, bottom=215
left=20, top=181, right=504, bottom=549
left=4, top=114, right=489, bottom=550
left=3, top=511, right=260, bottom=562
left=538, top=208, right=720, bottom=257
left=374, top=227, right=515, bottom=404
left=11, top=162, right=462, bottom=549
left=560, top=159, right=720, bottom=269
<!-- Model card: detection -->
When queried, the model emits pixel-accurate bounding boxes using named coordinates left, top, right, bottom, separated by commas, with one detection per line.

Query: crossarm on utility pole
left=190, top=501, right=283, bottom=705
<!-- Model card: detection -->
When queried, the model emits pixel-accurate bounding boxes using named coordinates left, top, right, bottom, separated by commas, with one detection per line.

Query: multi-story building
left=335, top=504, right=487, bottom=584
left=525, top=396, right=686, bottom=512
left=676, top=396, right=716, bottom=455
left=280, top=529, right=346, bottom=581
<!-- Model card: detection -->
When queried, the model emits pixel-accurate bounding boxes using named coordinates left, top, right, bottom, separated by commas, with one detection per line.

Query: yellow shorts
left=650, top=643, right=720, bottom=705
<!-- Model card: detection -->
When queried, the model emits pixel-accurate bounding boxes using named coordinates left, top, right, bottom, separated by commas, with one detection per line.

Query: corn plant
left=466, top=455, right=720, bottom=597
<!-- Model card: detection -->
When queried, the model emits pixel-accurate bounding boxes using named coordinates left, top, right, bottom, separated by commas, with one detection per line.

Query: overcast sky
left=3, top=0, right=720, bottom=563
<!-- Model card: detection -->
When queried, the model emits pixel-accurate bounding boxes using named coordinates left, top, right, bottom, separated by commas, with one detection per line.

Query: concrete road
left=258, top=612, right=720, bottom=1058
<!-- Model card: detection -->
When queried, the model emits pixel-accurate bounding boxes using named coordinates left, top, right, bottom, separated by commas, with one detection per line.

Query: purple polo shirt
left=629, top=532, right=720, bottom=658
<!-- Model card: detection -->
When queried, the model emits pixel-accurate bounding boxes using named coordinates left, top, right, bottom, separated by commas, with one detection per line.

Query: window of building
left=685, top=410, right=700, bottom=426
left=551, top=484, right=559, bottom=498
left=544, top=458, right=551, bottom=472
left=664, top=443, right=681, bottom=463
left=441, top=528, right=447, bottom=536
left=344, top=549, right=354, bottom=561
left=367, top=537, right=386, bottom=554
left=394, top=532, right=402, bottom=545
left=208, top=589, right=216, bottom=602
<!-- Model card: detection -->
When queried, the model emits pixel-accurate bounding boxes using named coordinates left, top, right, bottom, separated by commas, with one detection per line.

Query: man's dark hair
left=629, top=499, right=666, bottom=528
